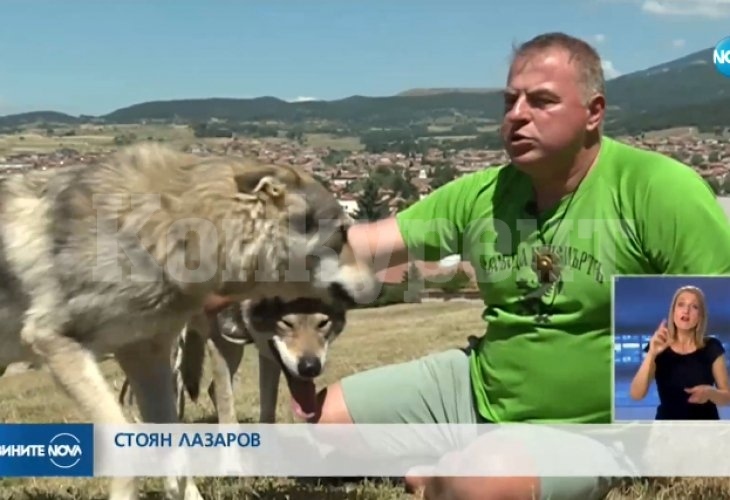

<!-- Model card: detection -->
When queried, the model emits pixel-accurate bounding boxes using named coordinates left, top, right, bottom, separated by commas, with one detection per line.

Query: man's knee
left=308, top=382, right=354, bottom=424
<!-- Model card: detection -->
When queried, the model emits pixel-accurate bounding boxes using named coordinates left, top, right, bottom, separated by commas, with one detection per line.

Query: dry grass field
left=0, top=301, right=727, bottom=499
left=0, top=131, right=115, bottom=156
left=303, top=133, right=363, bottom=151
left=0, top=127, right=367, bottom=158
left=0, top=124, right=198, bottom=156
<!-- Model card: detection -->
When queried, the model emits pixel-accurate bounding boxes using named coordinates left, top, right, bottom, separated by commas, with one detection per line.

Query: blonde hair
left=667, top=285, right=708, bottom=348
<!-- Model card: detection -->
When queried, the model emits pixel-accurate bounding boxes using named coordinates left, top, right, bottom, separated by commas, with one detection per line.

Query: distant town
left=1, top=126, right=728, bottom=297
left=1, top=128, right=729, bottom=211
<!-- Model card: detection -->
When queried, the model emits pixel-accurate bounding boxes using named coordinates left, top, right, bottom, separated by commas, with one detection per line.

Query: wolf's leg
left=207, top=332, right=244, bottom=424
left=116, top=337, right=204, bottom=500
left=118, top=378, right=136, bottom=408
left=258, top=352, right=281, bottom=423
left=27, top=333, right=139, bottom=500
left=172, top=331, right=187, bottom=421
left=4, top=173, right=142, bottom=498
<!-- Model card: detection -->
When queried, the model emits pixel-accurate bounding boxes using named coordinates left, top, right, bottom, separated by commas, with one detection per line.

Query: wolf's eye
left=318, top=318, right=331, bottom=329
left=277, top=319, right=294, bottom=329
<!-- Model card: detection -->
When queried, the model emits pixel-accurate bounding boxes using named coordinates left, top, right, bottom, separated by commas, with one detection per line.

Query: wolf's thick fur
left=177, top=298, right=348, bottom=424
left=0, top=143, right=378, bottom=500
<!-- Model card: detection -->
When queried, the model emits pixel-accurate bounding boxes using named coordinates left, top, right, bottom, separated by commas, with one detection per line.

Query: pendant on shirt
left=533, top=247, right=561, bottom=285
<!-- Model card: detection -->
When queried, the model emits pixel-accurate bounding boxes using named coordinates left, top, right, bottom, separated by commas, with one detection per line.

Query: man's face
left=500, top=48, right=596, bottom=171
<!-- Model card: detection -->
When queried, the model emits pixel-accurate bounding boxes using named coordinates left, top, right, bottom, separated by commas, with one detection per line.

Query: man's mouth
left=510, top=132, right=531, bottom=143
left=267, top=340, right=318, bottom=421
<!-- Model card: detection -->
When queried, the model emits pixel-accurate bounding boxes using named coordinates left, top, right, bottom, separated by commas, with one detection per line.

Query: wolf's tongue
left=287, top=376, right=317, bottom=420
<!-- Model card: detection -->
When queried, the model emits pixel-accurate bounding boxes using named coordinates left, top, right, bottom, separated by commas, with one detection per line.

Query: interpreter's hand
left=648, top=320, right=670, bottom=356
left=685, top=385, right=714, bottom=404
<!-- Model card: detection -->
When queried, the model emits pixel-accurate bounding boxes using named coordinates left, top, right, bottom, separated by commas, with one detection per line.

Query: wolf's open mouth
left=267, top=339, right=317, bottom=420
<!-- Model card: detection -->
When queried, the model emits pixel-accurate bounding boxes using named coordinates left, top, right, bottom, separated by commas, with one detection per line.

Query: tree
left=689, top=154, right=704, bottom=167
left=354, top=177, right=389, bottom=221
left=391, top=168, right=419, bottom=200
left=286, top=128, right=305, bottom=143
left=722, top=174, right=730, bottom=195
left=430, top=164, right=457, bottom=190
left=706, top=176, right=723, bottom=195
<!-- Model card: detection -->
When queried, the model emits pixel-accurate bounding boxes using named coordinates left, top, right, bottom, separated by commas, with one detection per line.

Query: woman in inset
left=629, top=285, right=730, bottom=419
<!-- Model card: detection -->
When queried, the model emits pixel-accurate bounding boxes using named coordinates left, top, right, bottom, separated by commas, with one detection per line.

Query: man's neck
left=532, top=138, right=602, bottom=212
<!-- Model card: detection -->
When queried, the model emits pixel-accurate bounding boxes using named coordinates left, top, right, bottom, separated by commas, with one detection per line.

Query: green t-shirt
left=395, top=136, right=730, bottom=424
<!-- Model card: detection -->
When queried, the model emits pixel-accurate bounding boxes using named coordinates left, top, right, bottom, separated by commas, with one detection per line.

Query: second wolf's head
left=221, top=297, right=348, bottom=420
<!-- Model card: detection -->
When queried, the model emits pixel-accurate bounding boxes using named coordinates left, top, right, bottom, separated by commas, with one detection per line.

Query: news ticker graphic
left=1, top=422, right=728, bottom=478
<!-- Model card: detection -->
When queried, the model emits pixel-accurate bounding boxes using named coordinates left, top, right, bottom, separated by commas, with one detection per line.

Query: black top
left=642, top=336, right=726, bottom=420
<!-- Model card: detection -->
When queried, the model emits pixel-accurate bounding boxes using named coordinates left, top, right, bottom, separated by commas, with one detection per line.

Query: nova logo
left=0, top=423, right=92, bottom=477
left=47, top=433, right=82, bottom=469
left=714, top=36, right=730, bottom=78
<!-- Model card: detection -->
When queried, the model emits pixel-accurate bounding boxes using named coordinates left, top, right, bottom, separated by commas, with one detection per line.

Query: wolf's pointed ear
left=234, top=165, right=279, bottom=193
left=234, top=165, right=299, bottom=204
left=234, top=165, right=299, bottom=191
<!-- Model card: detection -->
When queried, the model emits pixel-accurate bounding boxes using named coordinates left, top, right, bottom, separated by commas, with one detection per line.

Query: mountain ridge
left=0, top=46, right=725, bottom=134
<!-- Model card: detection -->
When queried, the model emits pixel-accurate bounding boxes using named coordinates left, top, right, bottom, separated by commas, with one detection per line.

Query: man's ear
left=586, top=93, right=606, bottom=133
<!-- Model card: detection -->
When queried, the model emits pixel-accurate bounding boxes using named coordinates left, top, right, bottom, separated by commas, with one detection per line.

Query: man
left=304, top=32, right=730, bottom=499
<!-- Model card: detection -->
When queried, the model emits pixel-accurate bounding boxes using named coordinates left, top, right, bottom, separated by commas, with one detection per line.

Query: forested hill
left=1, top=46, right=727, bottom=134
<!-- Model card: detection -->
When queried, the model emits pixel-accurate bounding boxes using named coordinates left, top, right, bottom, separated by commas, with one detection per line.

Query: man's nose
left=506, top=96, right=530, bottom=121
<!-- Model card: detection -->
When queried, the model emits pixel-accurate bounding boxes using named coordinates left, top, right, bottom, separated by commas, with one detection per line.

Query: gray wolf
left=120, top=296, right=348, bottom=424
left=180, top=297, right=348, bottom=424
left=0, top=143, right=378, bottom=500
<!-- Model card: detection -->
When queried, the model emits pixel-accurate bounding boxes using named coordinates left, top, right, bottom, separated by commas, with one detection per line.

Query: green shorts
left=340, top=348, right=625, bottom=500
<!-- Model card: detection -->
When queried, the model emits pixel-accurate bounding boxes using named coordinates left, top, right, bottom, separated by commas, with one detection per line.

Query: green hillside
left=100, top=93, right=506, bottom=127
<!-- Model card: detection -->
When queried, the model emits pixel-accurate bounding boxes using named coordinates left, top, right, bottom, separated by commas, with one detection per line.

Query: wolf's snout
left=297, top=356, right=322, bottom=378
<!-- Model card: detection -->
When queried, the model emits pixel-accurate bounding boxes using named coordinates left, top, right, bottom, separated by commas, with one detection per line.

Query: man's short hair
left=510, top=32, right=606, bottom=101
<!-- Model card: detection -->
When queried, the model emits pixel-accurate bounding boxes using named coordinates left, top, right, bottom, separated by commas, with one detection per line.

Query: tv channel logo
left=714, top=36, right=730, bottom=78
left=0, top=423, right=94, bottom=477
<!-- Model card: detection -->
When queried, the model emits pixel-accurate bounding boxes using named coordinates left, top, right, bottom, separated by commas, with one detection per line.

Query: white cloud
left=290, top=96, right=320, bottom=102
left=602, top=60, right=623, bottom=79
left=671, top=38, right=687, bottom=48
left=641, top=0, right=730, bottom=18
left=593, top=33, right=607, bottom=44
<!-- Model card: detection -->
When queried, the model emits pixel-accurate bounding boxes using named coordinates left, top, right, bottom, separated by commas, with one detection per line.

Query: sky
left=1, top=0, right=728, bottom=116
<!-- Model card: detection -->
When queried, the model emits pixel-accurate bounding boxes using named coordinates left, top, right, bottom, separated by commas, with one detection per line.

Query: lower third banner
left=2, top=422, right=730, bottom=478
left=96, top=422, right=730, bottom=477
